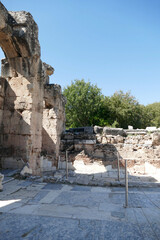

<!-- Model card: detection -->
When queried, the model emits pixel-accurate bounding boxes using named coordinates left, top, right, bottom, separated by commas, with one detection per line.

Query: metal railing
left=124, top=159, right=128, bottom=207
left=65, top=150, right=69, bottom=179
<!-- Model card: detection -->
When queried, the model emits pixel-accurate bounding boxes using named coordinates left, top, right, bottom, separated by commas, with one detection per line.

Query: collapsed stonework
left=60, top=126, right=160, bottom=171
left=0, top=3, right=65, bottom=175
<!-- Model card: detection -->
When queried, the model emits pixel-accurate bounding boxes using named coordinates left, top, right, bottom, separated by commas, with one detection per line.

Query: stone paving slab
left=42, top=183, right=63, bottom=190
left=52, top=191, right=111, bottom=207
left=18, top=180, right=33, bottom=187
left=71, top=185, right=92, bottom=191
left=91, top=186, right=111, bottom=193
left=39, top=190, right=63, bottom=204
left=28, top=190, right=50, bottom=204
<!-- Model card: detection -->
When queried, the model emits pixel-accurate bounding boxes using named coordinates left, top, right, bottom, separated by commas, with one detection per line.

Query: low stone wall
left=60, top=126, right=160, bottom=170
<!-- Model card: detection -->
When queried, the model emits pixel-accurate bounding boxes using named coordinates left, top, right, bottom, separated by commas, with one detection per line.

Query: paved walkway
left=0, top=176, right=160, bottom=239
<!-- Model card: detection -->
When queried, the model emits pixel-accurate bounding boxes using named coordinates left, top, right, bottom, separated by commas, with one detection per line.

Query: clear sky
left=0, top=0, right=160, bottom=105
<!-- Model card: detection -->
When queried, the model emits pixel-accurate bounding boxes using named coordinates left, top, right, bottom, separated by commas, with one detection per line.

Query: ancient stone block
left=103, top=127, right=126, bottom=137
left=94, top=126, right=103, bottom=134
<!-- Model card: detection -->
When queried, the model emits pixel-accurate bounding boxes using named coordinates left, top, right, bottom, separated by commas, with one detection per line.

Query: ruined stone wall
left=60, top=127, right=160, bottom=169
left=0, top=3, right=65, bottom=174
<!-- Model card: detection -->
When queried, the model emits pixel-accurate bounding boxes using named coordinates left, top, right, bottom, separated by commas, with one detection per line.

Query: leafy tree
left=63, top=80, right=160, bottom=129
left=106, top=91, right=144, bottom=129
left=63, top=79, right=108, bottom=128
left=145, top=102, right=160, bottom=127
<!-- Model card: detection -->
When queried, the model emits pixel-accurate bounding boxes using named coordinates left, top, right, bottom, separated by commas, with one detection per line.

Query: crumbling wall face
left=42, top=84, right=65, bottom=169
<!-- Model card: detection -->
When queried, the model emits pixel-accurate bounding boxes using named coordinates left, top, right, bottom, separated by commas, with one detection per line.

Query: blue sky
left=0, top=0, right=160, bottom=105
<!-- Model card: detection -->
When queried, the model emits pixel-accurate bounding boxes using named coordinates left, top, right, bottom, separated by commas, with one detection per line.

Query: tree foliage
left=63, top=79, right=160, bottom=129
left=145, top=102, right=160, bottom=127
left=63, top=79, right=107, bottom=128
left=106, top=91, right=144, bottom=129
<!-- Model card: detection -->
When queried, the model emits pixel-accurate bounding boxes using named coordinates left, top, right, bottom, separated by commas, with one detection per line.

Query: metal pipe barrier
left=124, top=159, right=128, bottom=208
left=117, top=152, right=120, bottom=181
left=65, top=150, right=68, bottom=179
left=65, top=145, right=74, bottom=179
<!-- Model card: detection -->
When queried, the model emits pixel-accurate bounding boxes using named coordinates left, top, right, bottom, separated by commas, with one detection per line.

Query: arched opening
left=0, top=48, right=5, bottom=76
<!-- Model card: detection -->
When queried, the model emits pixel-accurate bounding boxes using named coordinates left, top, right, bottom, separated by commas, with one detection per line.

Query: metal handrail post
left=66, top=150, right=68, bottom=179
left=117, top=152, right=120, bottom=181
left=124, top=159, right=128, bottom=207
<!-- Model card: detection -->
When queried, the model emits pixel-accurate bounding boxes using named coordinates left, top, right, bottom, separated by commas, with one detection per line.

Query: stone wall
left=60, top=126, right=160, bottom=170
left=0, top=3, right=65, bottom=174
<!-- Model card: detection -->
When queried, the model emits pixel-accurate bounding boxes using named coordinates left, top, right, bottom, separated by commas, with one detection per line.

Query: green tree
left=145, top=102, right=160, bottom=127
left=63, top=79, right=109, bottom=128
left=107, top=91, right=144, bottom=129
left=63, top=80, right=159, bottom=129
